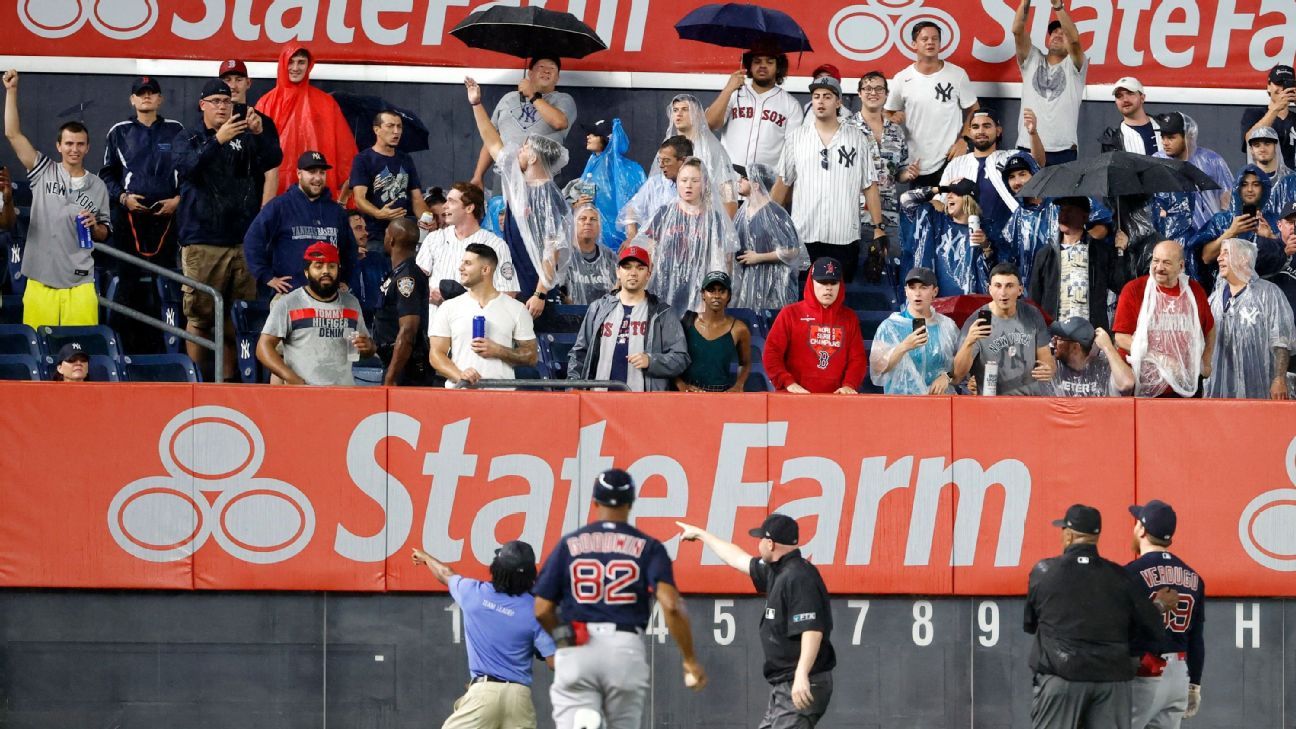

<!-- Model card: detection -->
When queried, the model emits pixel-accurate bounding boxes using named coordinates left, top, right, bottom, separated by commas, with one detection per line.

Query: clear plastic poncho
left=868, top=310, right=960, bottom=394
left=1130, top=268, right=1206, bottom=398
left=497, top=137, right=573, bottom=291
left=643, top=161, right=739, bottom=314
left=902, top=189, right=999, bottom=296
left=655, top=95, right=739, bottom=206
left=562, top=204, right=619, bottom=305
left=1154, top=113, right=1234, bottom=231
left=616, top=174, right=677, bottom=235
left=1204, top=238, right=1296, bottom=398
left=732, top=163, right=809, bottom=310
left=575, top=119, right=646, bottom=250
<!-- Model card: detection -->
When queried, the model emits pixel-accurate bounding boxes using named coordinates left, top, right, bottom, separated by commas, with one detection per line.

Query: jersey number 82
left=571, top=558, right=640, bottom=604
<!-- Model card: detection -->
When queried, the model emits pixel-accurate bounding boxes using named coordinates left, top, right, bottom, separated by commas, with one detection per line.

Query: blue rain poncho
left=572, top=118, right=645, bottom=250
left=731, top=163, right=808, bottom=311
left=1155, top=113, right=1234, bottom=231
left=902, top=187, right=1000, bottom=296
left=1189, top=164, right=1286, bottom=288
left=1204, top=238, right=1296, bottom=398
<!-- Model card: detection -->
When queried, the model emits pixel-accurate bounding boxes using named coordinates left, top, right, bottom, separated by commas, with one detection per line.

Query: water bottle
left=472, top=315, right=487, bottom=340
left=74, top=211, right=93, bottom=250
left=346, top=329, right=360, bottom=362
left=982, top=360, right=999, bottom=396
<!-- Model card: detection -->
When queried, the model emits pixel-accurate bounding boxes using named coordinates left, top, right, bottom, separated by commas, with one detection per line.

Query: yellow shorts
left=22, top=279, right=98, bottom=329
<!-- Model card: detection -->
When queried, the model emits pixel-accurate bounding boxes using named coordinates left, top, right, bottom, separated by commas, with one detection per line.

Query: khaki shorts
left=181, top=244, right=256, bottom=330
left=442, top=680, right=537, bottom=729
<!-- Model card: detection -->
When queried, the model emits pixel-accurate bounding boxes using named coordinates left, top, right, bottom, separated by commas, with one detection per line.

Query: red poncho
left=255, top=43, right=358, bottom=197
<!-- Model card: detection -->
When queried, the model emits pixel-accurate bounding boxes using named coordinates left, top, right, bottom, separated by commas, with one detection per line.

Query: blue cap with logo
left=592, top=468, right=636, bottom=506
left=1129, top=500, right=1177, bottom=541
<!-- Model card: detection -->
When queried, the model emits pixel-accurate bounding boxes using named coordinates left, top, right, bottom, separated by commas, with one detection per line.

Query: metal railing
left=94, top=243, right=225, bottom=383
left=470, top=379, right=631, bottom=391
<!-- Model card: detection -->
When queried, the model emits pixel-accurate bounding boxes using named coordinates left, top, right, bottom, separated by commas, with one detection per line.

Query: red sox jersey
left=720, top=85, right=805, bottom=170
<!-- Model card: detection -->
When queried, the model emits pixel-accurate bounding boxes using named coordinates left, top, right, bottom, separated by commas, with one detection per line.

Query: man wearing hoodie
left=255, top=44, right=358, bottom=197
left=243, top=151, right=359, bottom=299
left=763, top=257, right=868, bottom=394
left=1190, top=165, right=1287, bottom=288
left=1154, top=112, right=1233, bottom=232
left=1029, top=197, right=1131, bottom=332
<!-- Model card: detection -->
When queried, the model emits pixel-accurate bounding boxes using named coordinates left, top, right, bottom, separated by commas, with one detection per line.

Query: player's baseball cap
left=1052, top=504, right=1101, bottom=535
left=1049, top=316, right=1096, bottom=350
left=939, top=178, right=978, bottom=199
left=1154, top=112, right=1186, bottom=136
left=1248, top=126, right=1280, bottom=144
left=297, top=151, right=332, bottom=170
left=493, top=540, right=537, bottom=573
left=303, top=241, right=340, bottom=264
left=218, top=59, right=249, bottom=78
left=1269, top=64, right=1295, bottom=85
left=748, top=513, right=799, bottom=545
left=905, top=266, right=937, bottom=287
left=619, top=245, right=651, bottom=267
left=1112, top=77, right=1144, bottom=95
left=701, top=270, right=731, bottom=291
left=1129, top=500, right=1177, bottom=541
left=199, top=79, right=232, bottom=100
left=810, top=257, right=842, bottom=283
left=131, top=76, right=161, bottom=95
left=592, top=468, right=636, bottom=507
left=808, top=75, right=842, bottom=98
left=811, top=63, right=841, bottom=81
left=56, top=342, right=89, bottom=363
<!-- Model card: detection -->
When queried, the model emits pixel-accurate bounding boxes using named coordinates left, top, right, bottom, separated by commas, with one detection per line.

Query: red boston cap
left=303, top=241, right=340, bottom=264
left=218, top=59, right=249, bottom=78
left=619, top=245, right=651, bottom=266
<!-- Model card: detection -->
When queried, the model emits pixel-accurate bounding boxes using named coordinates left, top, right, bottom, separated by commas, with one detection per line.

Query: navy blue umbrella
left=675, top=3, right=812, bottom=53
left=331, top=93, right=430, bottom=154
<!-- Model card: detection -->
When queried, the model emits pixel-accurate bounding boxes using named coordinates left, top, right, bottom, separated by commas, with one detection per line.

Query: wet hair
left=748, top=163, right=777, bottom=192
left=57, top=121, right=89, bottom=144
left=741, top=51, right=789, bottom=85
left=490, top=559, right=537, bottom=596
left=678, top=157, right=705, bottom=177
left=660, top=135, right=694, bottom=159
left=859, top=70, right=888, bottom=92
left=452, top=181, right=484, bottom=222
left=911, top=21, right=941, bottom=42
left=526, top=134, right=564, bottom=169
left=989, top=261, right=1020, bottom=282
left=465, top=242, right=498, bottom=269
left=371, top=109, right=402, bottom=128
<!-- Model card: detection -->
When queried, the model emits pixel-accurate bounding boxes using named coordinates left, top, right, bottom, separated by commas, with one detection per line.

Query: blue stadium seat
left=5, top=235, right=26, bottom=295
left=729, top=307, right=764, bottom=337
left=540, top=332, right=578, bottom=379
left=858, top=340, right=883, bottom=394
left=855, top=310, right=889, bottom=340
left=38, top=325, right=123, bottom=362
left=232, top=300, right=270, bottom=383
left=535, top=303, right=587, bottom=334
left=742, top=368, right=771, bottom=392
left=845, top=282, right=896, bottom=312
left=155, top=277, right=186, bottom=354
left=86, top=354, right=122, bottom=382
left=0, top=294, right=21, bottom=324
left=0, top=353, right=41, bottom=380
left=122, top=353, right=201, bottom=383
left=0, top=324, right=44, bottom=365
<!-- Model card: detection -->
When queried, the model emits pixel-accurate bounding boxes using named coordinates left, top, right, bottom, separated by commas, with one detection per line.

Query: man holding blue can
left=3, top=69, right=111, bottom=328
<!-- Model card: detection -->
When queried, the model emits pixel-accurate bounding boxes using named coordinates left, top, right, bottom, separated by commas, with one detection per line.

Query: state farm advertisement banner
left=1, top=383, right=1293, bottom=596
left=5, top=0, right=1296, bottom=89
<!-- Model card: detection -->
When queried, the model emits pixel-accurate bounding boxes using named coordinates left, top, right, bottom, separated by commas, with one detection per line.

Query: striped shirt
left=777, top=122, right=878, bottom=246
left=415, top=225, right=520, bottom=320
left=720, top=85, right=805, bottom=170
left=939, top=150, right=1020, bottom=227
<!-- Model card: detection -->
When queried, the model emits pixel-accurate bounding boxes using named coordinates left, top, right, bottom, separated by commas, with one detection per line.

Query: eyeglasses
left=859, top=85, right=887, bottom=94
left=202, top=98, right=233, bottom=107
left=820, top=148, right=829, bottom=170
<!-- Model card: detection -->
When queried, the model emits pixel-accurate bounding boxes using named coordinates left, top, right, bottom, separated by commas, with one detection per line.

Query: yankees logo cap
left=56, top=342, right=89, bottom=363
left=1129, top=500, right=1177, bottom=541
left=297, top=150, right=333, bottom=170
left=592, top=468, right=636, bottom=507
left=810, top=257, right=842, bottom=283
left=748, top=513, right=799, bottom=545
left=808, top=75, right=842, bottom=98
left=1052, top=504, right=1101, bottom=535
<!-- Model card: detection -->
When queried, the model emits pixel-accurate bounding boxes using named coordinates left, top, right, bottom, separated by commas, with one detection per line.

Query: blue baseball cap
left=1129, top=500, right=1177, bottom=541
left=592, top=468, right=636, bottom=507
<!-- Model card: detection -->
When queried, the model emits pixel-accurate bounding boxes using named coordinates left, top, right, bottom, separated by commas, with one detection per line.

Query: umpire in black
left=678, top=513, right=834, bottom=728
left=1025, top=504, right=1177, bottom=729
left=372, top=218, right=433, bottom=385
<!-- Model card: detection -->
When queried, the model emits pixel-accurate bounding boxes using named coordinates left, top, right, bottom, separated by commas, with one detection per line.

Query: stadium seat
left=0, top=323, right=44, bottom=363
left=155, top=277, right=186, bottom=354
left=858, top=340, right=883, bottom=394
left=535, top=303, right=587, bottom=334
left=232, top=300, right=271, bottom=383
left=5, top=236, right=26, bottom=295
left=0, top=353, right=41, bottom=380
left=742, top=369, right=771, bottom=392
left=855, top=310, right=889, bottom=340
left=122, top=353, right=201, bottom=383
left=729, top=307, right=764, bottom=338
left=540, top=332, right=578, bottom=379
left=86, top=354, right=122, bottom=382
left=38, top=325, right=124, bottom=363
left=0, top=294, right=21, bottom=324
left=352, top=363, right=384, bottom=386
left=844, top=282, right=896, bottom=312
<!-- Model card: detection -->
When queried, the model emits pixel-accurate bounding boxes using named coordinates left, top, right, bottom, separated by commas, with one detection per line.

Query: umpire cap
left=748, top=513, right=799, bottom=545
left=593, top=468, right=636, bottom=507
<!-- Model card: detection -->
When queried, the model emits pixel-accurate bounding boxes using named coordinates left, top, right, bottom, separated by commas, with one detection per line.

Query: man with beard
left=954, top=262, right=1056, bottom=395
left=257, top=242, right=373, bottom=386
left=1049, top=316, right=1134, bottom=397
left=704, top=42, right=804, bottom=170
left=350, top=109, right=431, bottom=247
left=244, top=151, right=359, bottom=299
left=940, top=108, right=1042, bottom=243
left=1012, top=0, right=1087, bottom=165
left=1189, top=166, right=1285, bottom=288
left=1101, top=78, right=1160, bottom=155
left=1029, top=196, right=1130, bottom=332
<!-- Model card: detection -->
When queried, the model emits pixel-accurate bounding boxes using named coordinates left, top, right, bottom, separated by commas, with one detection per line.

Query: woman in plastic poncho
left=1204, top=237, right=1295, bottom=399
left=643, top=158, right=738, bottom=315
left=731, top=163, right=809, bottom=311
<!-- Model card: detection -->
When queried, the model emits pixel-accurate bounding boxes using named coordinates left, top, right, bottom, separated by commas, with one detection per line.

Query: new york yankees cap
left=297, top=150, right=332, bottom=170
left=592, top=468, right=636, bottom=507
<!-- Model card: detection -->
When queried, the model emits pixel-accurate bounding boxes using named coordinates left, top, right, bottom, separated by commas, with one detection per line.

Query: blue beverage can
left=472, top=315, right=486, bottom=340
left=75, top=212, right=93, bottom=249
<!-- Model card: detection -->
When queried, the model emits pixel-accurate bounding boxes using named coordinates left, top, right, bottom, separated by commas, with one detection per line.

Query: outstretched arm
left=411, top=547, right=456, bottom=584
left=3, top=70, right=38, bottom=170
left=1012, top=0, right=1033, bottom=65
left=676, top=521, right=755, bottom=573
left=465, top=78, right=503, bottom=161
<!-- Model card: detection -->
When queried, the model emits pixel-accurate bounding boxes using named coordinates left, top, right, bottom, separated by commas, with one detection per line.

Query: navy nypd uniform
left=372, top=256, right=431, bottom=385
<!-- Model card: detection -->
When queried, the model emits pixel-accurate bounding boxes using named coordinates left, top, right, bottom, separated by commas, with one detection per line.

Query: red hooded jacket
left=255, top=43, right=358, bottom=197
left=763, top=275, right=868, bottom=393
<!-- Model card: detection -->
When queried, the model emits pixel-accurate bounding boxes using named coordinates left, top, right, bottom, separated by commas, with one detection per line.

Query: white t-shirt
left=415, top=225, right=520, bottom=321
left=884, top=62, right=977, bottom=176
left=720, top=84, right=805, bottom=170
left=429, top=291, right=536, bottom=388
left=1016, top=48, right=1087, bottom=152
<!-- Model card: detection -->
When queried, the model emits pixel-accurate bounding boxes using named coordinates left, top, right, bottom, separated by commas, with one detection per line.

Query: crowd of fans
left=1, top=1, right=1293, bottom=397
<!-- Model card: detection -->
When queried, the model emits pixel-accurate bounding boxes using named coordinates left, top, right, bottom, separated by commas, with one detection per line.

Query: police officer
left=678, top=513, right=835, bottom=728
left=372, top=218, right=432, bottom=385
left=534, top=468, right=707, bottom=729
left=1025, top=504, right=1178, bottom=729
left=1125, top=500, right=1205, bottom=729
left=412, top=541, right=556, bottom=729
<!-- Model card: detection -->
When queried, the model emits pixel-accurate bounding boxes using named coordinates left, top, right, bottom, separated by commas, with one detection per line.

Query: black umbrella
left=1016, top=151, right=1221, bottom=200
left=675, top=3, right=812, bottom=52
left=331, top=93, right=430, bottom=154
left=449, top=6, right=607, bottom=60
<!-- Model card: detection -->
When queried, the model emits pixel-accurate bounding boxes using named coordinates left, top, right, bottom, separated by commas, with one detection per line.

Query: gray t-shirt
left=563, top=245, right=617, bottom=305
left=491, top=91, right=578, bottom=146
left=959, top=304, right=1051, bottom=395
left=22, top=153, right=111, bottom=289
left=1054, top=346, right=1116, bottom=397
left=262, top=287, right=368, bottom=386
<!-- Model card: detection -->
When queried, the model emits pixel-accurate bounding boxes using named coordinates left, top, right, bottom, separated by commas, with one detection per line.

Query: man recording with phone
left=1190, top=166, right=1285, bottom=289
left=869, top=266, right=959, bottom=394
left=1243, top=65, right=1296, bottom=169
left=954, top=262, right=1055, bottom=395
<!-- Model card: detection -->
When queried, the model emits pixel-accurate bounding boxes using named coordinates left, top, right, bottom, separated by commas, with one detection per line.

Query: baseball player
left=677, top=514, right=836, bottom=729
left=1126, top=500, right=1205, bottom=728
left=534, top=468, right=706, bottom=729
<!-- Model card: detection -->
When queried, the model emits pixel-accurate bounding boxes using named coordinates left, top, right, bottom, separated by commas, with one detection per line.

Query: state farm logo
left=829, top=0, right=958, bottom=62
left=1238, top=436, right=1296, bottom=572
left=108, top=406, right=315, bottom=564
left=18, top=0, right=158, bottom=40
